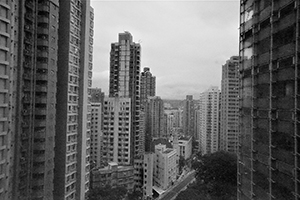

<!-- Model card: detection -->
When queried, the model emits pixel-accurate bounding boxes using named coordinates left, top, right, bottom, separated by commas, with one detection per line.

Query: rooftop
left=163, top=148, right=174, bottom=154
left=179, top=136, right=191, bottom=141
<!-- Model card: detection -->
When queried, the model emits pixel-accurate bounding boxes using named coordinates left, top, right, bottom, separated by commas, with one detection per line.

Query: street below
left=159, top=170, right=196, bottom=200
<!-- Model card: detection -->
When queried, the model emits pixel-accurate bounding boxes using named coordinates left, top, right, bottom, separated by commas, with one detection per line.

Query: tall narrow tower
left=199, top=87, right=220, bottom=155
left=183, top=95, right=195, bottom=137
left=108, top=32, right=145, bottom=189
left=220, top=56, right=239, bottom=153
left=140, top=67, right=156, bottom=107
left=144, top=96, right=164, bottom=152
left=54, top=0, right=93, bottom=199
left=109, top=32, right=143, bottom=161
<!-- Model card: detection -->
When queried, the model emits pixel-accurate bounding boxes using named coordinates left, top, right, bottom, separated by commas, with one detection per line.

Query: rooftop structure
left=91, top=162, right=135, bottom=192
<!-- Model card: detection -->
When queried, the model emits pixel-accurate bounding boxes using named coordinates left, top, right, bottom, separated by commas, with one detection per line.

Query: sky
left=90, top=0, right=240, bottom=100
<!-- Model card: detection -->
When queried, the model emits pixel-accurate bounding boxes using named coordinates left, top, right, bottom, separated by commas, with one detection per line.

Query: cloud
left=91, top=0, right=239, bottom=99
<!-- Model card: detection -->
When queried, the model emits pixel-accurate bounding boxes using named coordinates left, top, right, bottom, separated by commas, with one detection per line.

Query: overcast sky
left=90, top=0, right=240, bottom=100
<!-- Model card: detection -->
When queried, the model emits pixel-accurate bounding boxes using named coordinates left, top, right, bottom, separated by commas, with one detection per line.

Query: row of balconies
left=25, top=13, right=34, bottom=22
left=25, top=1, right=33, bottom=9
left=38, top=3, right=50, bottom=12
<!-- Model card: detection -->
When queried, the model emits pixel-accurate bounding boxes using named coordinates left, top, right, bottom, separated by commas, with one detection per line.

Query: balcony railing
left=35, top=86, right=47, bottom=92
left=38, top=4, right=49, bottom=12
left=36, top=74, right=48, bottom=81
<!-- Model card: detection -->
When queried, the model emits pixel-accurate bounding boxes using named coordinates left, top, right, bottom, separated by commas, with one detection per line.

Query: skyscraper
left=55, top=0, right=93, bottom=199
left=183, top=95, right=195, bottom=137
left=144, top=96, right=164, bottom=152
left=220, top=56, right=239, bottom=153
left=0, top=0, right=93, bottom=199
left=140, top=67, right=156, bottom=107
left=199, top=87, right=220, bottom=155
left=108, top=32, right=145, bottom=188
left=109, top=32, right=143, bottom=160
left=2, top=0, right=60, bottom=199
left=238, top=0, right=299, bottom=199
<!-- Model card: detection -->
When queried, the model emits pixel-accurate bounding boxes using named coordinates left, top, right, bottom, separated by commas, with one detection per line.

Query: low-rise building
left=153, top=144, right=177, bottom=190
left=178, top=136, right=192, bottom=160
left=90, top=162, right=135, bottom=192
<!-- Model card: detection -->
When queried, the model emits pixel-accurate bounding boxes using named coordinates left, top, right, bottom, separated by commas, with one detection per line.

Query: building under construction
left=238, top=0, right=300, bottom=199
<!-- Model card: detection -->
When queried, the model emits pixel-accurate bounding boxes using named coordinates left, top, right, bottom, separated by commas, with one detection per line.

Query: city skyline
left=90, top=0, right=240, bottom=99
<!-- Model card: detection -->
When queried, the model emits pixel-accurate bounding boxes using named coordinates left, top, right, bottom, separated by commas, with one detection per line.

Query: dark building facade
left=2, top=0, right=60, bottom=199
left=238, top=0, right=299, bottom=199
left=140, top=67, right=157, bottom=153
left=140, top=67, right=156, bottom=106
left=183, top=95, right=195, bottom=138
left=90, top=88, right=105, bottom=103
left=144, top=96, right=164, bottom=152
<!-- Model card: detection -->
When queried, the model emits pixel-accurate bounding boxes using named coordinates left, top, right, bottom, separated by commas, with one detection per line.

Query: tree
left=126, top=190, right=143, bottom=200
left=179, top=156, right=186, bottom=173
left=176, top=151, right=237, bottom=200
left=175, top=188, right=205, bottom=200
left=89, top=185, right=127, bottom=200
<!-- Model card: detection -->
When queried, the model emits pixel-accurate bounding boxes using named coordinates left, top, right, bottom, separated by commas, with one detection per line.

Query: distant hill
left=162, top=99, right=183, bottom=109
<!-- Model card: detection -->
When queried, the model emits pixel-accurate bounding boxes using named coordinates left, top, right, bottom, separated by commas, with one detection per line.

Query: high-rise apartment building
left=220, top=56, right=239, bottom=153
left=140, top=67, right=156, bottom=106
left=0, top=1, right=14, bottom=199
left=90, top=87, right=104, bottom=103
left=173, top=108, right=183, bottom=129
left=183, top=95, right=195, bottom=138
left=199, top=87, right=220, bottom=155
left=108, top=32, right=145, bottom=189
left=90, top=103, right=102, bottom=168
left=144, top=96, right=164, bottom=151
left=109, top=32, right=143, bottom=160
left=194, top=108, right=201, bottom=141
left=0, top=0, right=93, bottom=199
left=55, top=1, right=93, bottom=199
left=101, top=97, right=131, bottom=165
left=238, top=0, right=300, bottom=199
left=164, top=110, right=175, bottom=138
left=1, top=0, right=59, bottom=199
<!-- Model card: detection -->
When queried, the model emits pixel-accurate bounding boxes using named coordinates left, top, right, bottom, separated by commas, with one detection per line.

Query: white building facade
left=178, top=136, right=192, bottom=160
left=153, top=144, right=177, bottom=190
left=199, top=87, right=220, bottom=155
left=101, top=97, right=131, bottom=165
left=220, top=56, right=240, bottom=153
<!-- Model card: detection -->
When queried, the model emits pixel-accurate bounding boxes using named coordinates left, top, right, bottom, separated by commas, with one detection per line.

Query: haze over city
left=91, top=0, right=240, bottom=99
